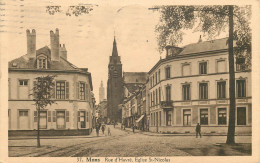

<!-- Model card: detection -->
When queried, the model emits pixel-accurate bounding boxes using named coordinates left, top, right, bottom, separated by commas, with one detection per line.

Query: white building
left=148, top=38, right=251, bottom=134
left=8, top=29, right=95, bottom=136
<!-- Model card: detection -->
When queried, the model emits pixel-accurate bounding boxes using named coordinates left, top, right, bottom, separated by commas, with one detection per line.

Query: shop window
left=200, top=109, right=208, bottom=125
left=166, top=111, right=171, bottom=126
left=237, top=107, right=246, bottom=125
left=183, top=109, right=191, bottom=126
left=218, top=108, right=227, bottom=125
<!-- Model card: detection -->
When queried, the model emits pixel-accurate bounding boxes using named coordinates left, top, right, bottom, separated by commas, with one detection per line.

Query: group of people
left=95, top=123, right=111, bottom=137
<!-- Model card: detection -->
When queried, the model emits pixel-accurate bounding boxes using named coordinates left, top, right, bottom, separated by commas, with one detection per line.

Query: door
left=19, top=110, right=29, bottom=130
left=39, top=111, right=47, bottom=129
left=57, top=111, right=65, bottom=129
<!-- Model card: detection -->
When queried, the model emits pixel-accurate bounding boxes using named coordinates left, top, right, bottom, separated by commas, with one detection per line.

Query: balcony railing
left=160, top=100, right=173, bottom=108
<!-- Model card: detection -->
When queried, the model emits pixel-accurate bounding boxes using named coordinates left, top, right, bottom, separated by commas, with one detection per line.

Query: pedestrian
left=101, top=124, right=105, bottom=135
left=196, top=123, right=202, bottom=138
left=113, top=121, right=116, bottom=128
left=132, top=124, right=135, bottom=133
left=96, top=124, right=99, bottom=137
left=107, top=126, right=111, bottom=136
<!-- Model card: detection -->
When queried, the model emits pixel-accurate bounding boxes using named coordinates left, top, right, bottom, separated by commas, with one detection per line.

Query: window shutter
left=52, top=81, right=56, bottom=99
left=66, top=82, right=69, bottom=99
left=77, top=82, right=79, bottom=99
left=34, top=111, right=38, bottom=122
left=53, top=111, right=56, bottom=122
left=66, top=111, right=69, bottom=122
left=48, top=111, right=51, bottom=122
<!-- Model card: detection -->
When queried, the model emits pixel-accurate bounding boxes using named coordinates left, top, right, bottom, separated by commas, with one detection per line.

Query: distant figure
left=196, top=123, right=201, bottom=138
left=113, top=121, right=116, bottom=128
left=96, top=125, right=100, bottom=137
left=108, top=127, right=111, bottom=136
left=132, top=124, right=135, bottom=133
left=101, top=124, right=106, bottom=134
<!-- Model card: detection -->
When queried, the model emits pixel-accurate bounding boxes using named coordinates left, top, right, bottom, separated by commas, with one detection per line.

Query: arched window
left=37, top=54, right=47, bottom=69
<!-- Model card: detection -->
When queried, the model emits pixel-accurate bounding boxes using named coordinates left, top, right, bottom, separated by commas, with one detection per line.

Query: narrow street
left=9, top=125, right=251, bottom=157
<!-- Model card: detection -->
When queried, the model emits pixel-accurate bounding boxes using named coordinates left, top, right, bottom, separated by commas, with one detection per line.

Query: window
left=78, top=111, right=86, bottom=128
left=159, top=87, right=161, bottom=103
left=153, top=75, right=154, bottom=86
left=166, top=111, right=171, bottom=126
left=153, top=91, right=155, bottom=106
left=159, top=111, right=161, bottom=126
left=218, top=108, right=227, bottom=125
left=158, top=70, right=160, bottom=81
left=217, top=60, right=226, bottom=73
left=166, top=85, right=171, bottom=101
left=156, top=89, right=158, bottom=105
left=182, top=64, right=191, bottom=76
left=19, top=80, right=28, bottom=86
left=182, top=84, right=190, bottom=101
left=39, top=111, right=47, bottom=129
left=56, top=81, right=65, bottom=99
left=155, top=72, right=158, bottom=84
left=150, top=77, right=152, bottom=88
left=217, top=81, right=226, bottom=99
left=199, top=83, right=208, bottom=99
left=150, top=93, right=153, bottom=107
left=237, top=80, right=246, bottom=98
left=80, top=83, right=85, bottom=100
left=165, top=67, right=171, bottom=79
left=38, top=56, right=47, bottom=69
left=237, top=107, right=246, bottom=125
left=199, top=62, right=207, bottom=74
left=200, top=109, right=208, bottom=125
left=183, top=109, right=191, bottom=126
left=56, top=111, right=65, bottom=129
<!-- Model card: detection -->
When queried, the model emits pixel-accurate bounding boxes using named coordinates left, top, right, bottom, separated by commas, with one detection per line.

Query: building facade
left=8, top=29, right=94, bottom=136
left=148, top=38, right=251, bottom=134
left=107, top=37, right=123, bottom=123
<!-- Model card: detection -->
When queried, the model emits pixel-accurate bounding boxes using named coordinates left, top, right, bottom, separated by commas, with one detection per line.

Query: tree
left=155, top=5, right=251, bottom=144
left=31, top=75, right=56, bottom=147
left=45, top=5, right=96, bottom=16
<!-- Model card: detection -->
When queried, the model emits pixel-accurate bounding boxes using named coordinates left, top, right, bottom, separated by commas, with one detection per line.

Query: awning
left=136, top=115, right=144, bottom=123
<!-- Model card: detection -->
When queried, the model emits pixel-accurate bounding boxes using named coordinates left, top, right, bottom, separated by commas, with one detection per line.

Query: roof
left=123, top=72, right=148, bottom=84
left=179, top=37, right=228, bottom=55
left=8, top=46, right=93, bottom=91
left=149, top=37, right=229, bottom=74
left=124, top=83, right=144, bottom=94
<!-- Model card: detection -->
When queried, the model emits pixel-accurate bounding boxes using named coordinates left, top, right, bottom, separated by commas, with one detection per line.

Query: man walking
left=196, top=123, right=202, bottom=138
left=96, top=124, right=100, bottom=137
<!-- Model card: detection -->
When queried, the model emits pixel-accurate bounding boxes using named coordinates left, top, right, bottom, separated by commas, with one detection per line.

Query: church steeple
left=112, top=36, right=118, bottom=56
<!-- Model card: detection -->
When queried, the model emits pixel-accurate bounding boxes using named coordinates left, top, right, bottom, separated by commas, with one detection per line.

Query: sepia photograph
left=0, top=0, right=259, bottom=162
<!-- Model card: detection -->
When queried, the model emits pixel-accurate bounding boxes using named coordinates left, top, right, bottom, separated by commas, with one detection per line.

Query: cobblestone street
left=9, top=125, right=251, bottom=157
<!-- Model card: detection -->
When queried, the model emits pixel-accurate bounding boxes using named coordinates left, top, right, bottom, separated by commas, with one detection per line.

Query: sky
left=0, top=0, right=228, bottom=103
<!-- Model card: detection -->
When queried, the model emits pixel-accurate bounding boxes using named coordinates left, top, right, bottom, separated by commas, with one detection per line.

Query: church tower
left=107, top=37, right=123, bottom=122
left=99, top=81, right=105, bottom=103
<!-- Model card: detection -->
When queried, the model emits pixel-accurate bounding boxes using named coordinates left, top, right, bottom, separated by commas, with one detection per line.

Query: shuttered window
left=48, top=111, right=51, bottom=122
left=66, top=111, right=69, bottom=122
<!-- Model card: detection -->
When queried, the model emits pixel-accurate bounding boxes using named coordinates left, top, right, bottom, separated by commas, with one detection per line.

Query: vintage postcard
left=0, top=0, right=259, bottom=162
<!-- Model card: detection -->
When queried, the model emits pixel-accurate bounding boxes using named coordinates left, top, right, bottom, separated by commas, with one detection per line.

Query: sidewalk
left=118, top=126, right=251, bottom=137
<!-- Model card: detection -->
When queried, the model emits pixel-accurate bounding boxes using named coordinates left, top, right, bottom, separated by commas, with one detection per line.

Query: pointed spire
left=112, top=36, right=118, bottom=56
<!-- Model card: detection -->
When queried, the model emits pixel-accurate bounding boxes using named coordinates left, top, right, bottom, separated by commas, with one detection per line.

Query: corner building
left=148, top=38, right=251, bottom=134
left=8, top=29, right=94, bottom=136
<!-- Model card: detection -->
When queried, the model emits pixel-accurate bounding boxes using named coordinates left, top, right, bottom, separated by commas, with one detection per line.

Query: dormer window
left=37, top=54, right=47, bottom=69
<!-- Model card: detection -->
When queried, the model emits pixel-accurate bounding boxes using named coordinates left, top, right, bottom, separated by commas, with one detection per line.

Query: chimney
left=26, top=29, right=36, bottom=58
left=50, top=28, right=60, bottom=61
left=59, top=44, right=67, bottom=60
